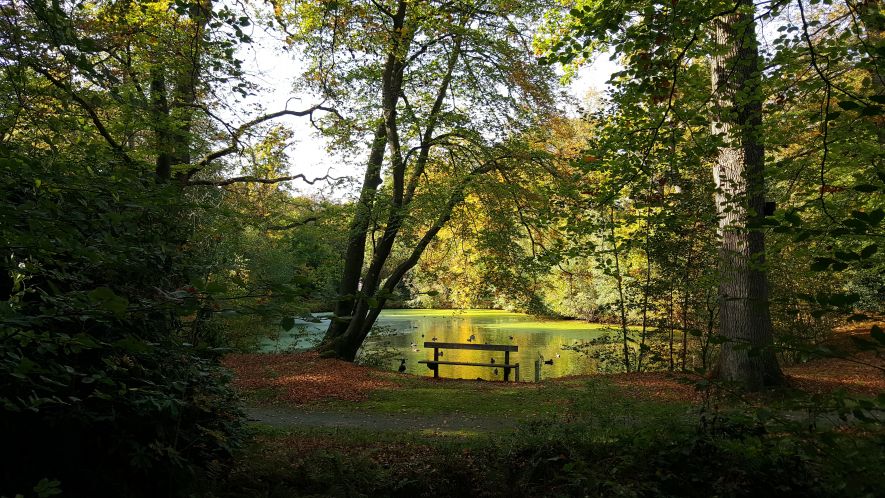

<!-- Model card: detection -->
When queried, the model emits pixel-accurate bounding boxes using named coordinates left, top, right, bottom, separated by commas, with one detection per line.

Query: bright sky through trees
left=235, top=22, right=618, bottom=198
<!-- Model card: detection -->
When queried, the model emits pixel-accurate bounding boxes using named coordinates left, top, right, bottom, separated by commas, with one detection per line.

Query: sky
left=231, top=22, right=619, bottom=198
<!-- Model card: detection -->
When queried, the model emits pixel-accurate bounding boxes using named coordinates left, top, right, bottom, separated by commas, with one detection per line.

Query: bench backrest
left=423, top=342, right=517, bottom=352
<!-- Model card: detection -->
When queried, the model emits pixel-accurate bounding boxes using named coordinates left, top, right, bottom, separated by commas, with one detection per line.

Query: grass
left=212, top=377, right=701, bottom=497
left=212, top=348, right=885, bottom=498
left=240, top=386, right=279, bottom=404
left=351, top=385, right=546, bottom=416
left=339, top=382, right=565, bottom=417
left=324, top=375, right=693, bottom=428
left=213, top=376, right=885, bottom=498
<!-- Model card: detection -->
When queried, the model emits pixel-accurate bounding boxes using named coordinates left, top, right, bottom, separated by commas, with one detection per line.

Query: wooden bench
left=418, top=342, right=520, bottom=382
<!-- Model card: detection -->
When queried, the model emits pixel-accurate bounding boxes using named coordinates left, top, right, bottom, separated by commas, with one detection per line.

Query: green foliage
left=528, top=0, right=885, bottom=378
left=214, top=381, right=885, bottom=498
left=0, top=153, right=243, bottom=497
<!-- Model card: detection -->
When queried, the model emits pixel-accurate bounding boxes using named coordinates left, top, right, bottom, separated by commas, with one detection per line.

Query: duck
left=493, top=368, right=499, bottom=376
left=544, top=359, right=554, bottom=365
left=467, top=334, right=476, bottom=342
left=490, top=357, right=495, bottom=364
left=398, top=359, right=406, bottom=373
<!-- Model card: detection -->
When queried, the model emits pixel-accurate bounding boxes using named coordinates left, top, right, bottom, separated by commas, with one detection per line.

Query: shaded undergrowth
left=209, top=373, right=885, bottom=497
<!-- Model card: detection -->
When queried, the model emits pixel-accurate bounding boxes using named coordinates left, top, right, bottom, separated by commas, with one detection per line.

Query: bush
left=0, top=154, right=243, bottom=497
left=212, top=400, right=885, bottom=498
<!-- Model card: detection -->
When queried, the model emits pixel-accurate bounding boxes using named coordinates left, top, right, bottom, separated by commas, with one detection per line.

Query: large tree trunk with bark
left=320, top=5, right=471, bottom=361
left=323, top=120, right=387, bottom=340
left=710, top=0, right=783, bottom=390
left=321, top=0, right=408, bottom=355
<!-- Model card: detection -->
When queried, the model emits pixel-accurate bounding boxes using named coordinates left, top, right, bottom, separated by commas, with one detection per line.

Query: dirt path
left=246, top=406, right=520, bottom=432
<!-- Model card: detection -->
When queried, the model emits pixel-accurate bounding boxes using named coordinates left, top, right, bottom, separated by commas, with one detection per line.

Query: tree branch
left=188, top=104, right=342, bottom=175
left=185, top=172, right=343, bottom=187
left=29, top=65, right=132, bottom=162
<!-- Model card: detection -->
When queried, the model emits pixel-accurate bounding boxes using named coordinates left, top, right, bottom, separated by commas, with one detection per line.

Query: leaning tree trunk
left=330, top=163, right=487, bottom=361
left=321, top=0, right=407, bottom=352
left=327, top=36, right=462, bottom=361
left=323, top=120, right=387, bottom=341
left=710, top=0, right=783, bottom=390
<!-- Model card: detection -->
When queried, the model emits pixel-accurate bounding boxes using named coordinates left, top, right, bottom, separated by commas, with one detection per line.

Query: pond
left=260, top=309, right=626, bottom=381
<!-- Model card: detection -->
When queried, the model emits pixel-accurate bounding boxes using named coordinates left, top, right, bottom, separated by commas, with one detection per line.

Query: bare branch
left=189, top=104, right=342, bottom=174
left=368, top=0, right=395, bottom=19
left=185, top=172, right=343, bottom=187
left=796, top=0, right=867, bottom=103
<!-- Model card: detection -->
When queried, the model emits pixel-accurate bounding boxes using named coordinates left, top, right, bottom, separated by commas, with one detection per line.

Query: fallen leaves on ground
left=226, top=433, right=498, bottom=497
left=222, top=352, right=399, bottom=404
left=223, top=338, right=883, bottom=408
left=784, top=351, right=884, bottom=397
left=608, top=372, right=704, bottom=402
left=602, top=355, right=884, bottom=403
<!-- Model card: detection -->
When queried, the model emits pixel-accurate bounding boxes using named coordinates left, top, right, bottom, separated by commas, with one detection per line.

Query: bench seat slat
left=418, top=360, right=519, bottom=368
left=423, top=342, right=517, bottom=352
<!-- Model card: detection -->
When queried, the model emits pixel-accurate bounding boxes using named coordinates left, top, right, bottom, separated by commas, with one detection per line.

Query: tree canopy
left=1, top=0, right=883, bottom=495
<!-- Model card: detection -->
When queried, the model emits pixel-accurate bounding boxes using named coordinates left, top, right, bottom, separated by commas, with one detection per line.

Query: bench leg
left=504, top=351, right=510, bottom=381
left=515, top=365, right=520, bottom=382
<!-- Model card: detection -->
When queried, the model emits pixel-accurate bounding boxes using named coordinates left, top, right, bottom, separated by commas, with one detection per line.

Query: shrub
left=0, top=154, right=243, bottom=497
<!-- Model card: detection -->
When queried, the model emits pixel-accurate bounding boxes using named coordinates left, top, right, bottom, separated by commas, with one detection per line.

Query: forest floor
left=225, top=340, right=885, bottom=433
left=222, top=346, right=884, bottom=432
left=213, top=331, right=885, bottom=497
left=222, top=351, right=701, bottom=432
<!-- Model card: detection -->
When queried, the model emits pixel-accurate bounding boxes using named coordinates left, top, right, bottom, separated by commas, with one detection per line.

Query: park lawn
left=222, top=351, right=699, bottom=421
left=212, top=370, right=702, bottom=498
left=211, top=351, right=885, bottom=498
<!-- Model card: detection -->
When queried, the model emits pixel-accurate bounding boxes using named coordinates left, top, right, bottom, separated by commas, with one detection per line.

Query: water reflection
left=261, top=309, right=617, bottom=382
left=370, top=310, right=616, bottom=381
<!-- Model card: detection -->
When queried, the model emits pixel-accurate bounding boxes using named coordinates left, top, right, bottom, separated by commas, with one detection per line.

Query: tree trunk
left=329, top=167, right=479, bottom=361
left=150, top=67, right=174, bottom=181
left=637, top=200, right=652, bottom=372
left=334, top=36, right=462, bottom=350
left=322, top=0, right=408, bottom=352
left=680, top=244, right=693, bottom=371
left=608, top=207, right=631, bottom=372
left=324, top=119, right=387, bottom=341
left=321, top=18, right=468, bottom=360
left=710, top=0, right=783, bottom=389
